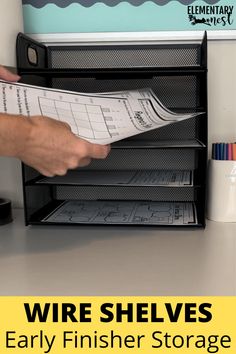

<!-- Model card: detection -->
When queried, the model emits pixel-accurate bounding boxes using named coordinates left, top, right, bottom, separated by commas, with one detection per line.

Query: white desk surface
left=0, top=209, right=235, bottom=296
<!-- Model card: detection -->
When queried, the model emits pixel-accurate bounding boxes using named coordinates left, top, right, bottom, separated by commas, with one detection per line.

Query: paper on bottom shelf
left=42, top=201, right=197, bottom=225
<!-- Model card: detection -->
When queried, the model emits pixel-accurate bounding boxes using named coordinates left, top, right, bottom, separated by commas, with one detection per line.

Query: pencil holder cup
left=207, top=159, right=236, bottom=222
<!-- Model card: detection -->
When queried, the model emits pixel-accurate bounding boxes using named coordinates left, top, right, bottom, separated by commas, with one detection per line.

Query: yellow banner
left=0, top=296, right=235, bottom=353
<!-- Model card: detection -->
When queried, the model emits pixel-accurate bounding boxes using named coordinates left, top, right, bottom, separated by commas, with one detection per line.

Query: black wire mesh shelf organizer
left=17, top=32, right=208, bottom=227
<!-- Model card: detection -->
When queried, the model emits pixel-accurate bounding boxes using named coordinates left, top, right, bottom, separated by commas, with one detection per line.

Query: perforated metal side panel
left=55, top=186, right=195, bottom=202
left=49, top=45, right=201, bottom=69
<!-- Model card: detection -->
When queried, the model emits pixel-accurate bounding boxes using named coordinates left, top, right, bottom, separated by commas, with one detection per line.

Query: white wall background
left=0, top=39, right=236, bottom=208
left=0, top=0, right=23, bottom=67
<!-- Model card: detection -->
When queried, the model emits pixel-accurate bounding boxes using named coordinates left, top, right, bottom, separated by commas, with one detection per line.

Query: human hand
left=0, top=65, right=20, bottom=81
left=16, top=115, right=110, bottom=176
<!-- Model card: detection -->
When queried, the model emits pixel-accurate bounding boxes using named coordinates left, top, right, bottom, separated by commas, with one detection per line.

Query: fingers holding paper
left=16, top=115, right=110, bottom=177
left=0, top=65, right=20, bottom=82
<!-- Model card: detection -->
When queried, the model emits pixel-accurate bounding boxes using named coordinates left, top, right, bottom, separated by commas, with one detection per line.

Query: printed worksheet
left=0, top=80, right=202, bottom=144
left=98, top=88, right=199, bottom=120
left=43, top=201, right=197, bottom=225
left=38, top=169, right=193, bottom=187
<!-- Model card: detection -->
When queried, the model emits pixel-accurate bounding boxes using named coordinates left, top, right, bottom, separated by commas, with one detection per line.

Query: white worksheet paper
left=0, top=80, right=202, bottom=144
left=43, top=201, right=197, bottom=225
left=38, top=169, right=193, bottom=187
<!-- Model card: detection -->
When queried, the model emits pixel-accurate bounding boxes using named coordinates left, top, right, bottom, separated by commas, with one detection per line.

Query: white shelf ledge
left=28, top=30, right=236, bottom=46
